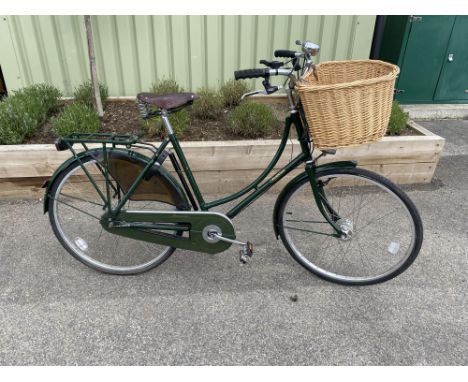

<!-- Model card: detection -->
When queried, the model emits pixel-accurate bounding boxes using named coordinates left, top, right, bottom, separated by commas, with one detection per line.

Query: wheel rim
left=52, top=159, right=176, bottom=273
left=281, top=173, right=417, bottom=283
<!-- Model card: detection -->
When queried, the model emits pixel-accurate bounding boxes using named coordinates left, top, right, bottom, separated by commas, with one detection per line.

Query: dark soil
left=390, top=126, right=423, bottom=136
left=25, top=100, right=416, bottom=144
left=27, top=100, right=285, bottom=144
left=28, top=107, right=63, bottom=144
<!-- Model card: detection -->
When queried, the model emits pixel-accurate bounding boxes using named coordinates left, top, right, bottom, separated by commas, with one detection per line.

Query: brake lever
left=262, top=79, right=280, bottom=95
left=241, top=90, right=266, bottom=100
left=259, top=59, right=285, bottom=69
left=240, top=86, right=284, bottom=100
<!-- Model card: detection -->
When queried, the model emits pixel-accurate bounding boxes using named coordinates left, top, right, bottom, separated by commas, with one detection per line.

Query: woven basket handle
left=298, top=64, right=318, bottom=84
left=312, top=65, right=319, bottom=81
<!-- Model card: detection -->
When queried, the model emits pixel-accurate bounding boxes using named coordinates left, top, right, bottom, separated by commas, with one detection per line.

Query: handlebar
left=234, top=68, right=293, bottom=80
left=235, top=40, right=320, bottom=81
left=274, top=49, right=299, bottom=58
left=234, top=68, right=270, bottom=80
left=234, top=40, right=320, bottom=103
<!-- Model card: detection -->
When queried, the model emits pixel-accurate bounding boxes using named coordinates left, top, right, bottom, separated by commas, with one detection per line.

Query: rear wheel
left=277, top=167, right=423, bottom=285
left=47, top=156, right=180, bottom=275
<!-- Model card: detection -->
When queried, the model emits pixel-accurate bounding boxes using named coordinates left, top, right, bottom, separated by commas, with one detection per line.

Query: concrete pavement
left=0, top=120, right=466, bottom=365
left=402, top=104, right=468, bottom=120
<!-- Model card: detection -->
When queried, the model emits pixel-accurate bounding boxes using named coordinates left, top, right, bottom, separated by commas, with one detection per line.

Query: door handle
left=448, top=53, right=454, bottom=62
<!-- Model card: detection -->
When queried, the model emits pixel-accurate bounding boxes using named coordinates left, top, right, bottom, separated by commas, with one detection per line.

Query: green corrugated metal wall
left=0, top=15, right=376, bottom=96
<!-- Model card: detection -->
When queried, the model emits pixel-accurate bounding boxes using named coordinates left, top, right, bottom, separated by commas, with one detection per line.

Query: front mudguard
left=42, top=148, right=190, bottom=213
left=272, top=160, right=357, bottom=238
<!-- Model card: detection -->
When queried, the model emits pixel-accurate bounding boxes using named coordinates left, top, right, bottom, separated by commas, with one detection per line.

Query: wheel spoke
left=53, top=195, right=102, bottom=220
left=282, top=225, right=335, bottom=236
left=59, top=192, right=105, bottom=208
left=285, top=219, right=329, bottom=224
left=353, top=209, right=399, bottom=235
left=355, top=236, right=376, bottom=274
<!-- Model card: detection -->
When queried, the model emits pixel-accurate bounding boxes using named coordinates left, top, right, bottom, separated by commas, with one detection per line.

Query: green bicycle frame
left=48, top=108, right=350, bottom=239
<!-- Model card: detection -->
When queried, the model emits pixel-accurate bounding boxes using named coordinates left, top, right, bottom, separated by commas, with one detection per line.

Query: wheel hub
left=337, top=218, right=353, bottom=240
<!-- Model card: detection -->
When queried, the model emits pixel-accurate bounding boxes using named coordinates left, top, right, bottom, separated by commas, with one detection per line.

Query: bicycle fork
left=304, top=162, right=346, bottom=238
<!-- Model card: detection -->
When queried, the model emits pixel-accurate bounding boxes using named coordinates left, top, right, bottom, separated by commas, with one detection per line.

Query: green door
left=395, top=16, right=456, bottom=103
left=434, top=16, right=468, bottom=102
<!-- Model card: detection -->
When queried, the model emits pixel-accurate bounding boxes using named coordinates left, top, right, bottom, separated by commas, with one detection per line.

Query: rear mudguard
left=272, top=160, right=357, bottom=238
left=42, top=148, right=190, bottom=213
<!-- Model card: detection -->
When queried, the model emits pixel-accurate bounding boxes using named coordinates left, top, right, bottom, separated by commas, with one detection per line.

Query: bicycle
left=43, top=40, right=423, bottom=285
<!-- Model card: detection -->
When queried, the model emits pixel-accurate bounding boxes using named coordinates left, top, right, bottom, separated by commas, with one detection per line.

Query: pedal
left=239, top=242, right=254, bottom=264
left=207, top=230, right=254, bottom=264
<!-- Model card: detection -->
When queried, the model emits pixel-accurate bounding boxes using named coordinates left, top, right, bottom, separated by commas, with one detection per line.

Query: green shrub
left=220, top=79, right=250, bottom=108
left=387, top=101, right=408, bottom=136
left=143, top=110, right=190, bottom=137
left=73, top=81, right=109, bottom=107
left=227, top=101, right=277, bottom=138
left=192, top=87, right=224, bottom=120
left=0, top=99, right=37, bottom=144
left=52, top=103, right=100, bottom=137
left=16, top=83, right=62, bottom=116
left=150, top=78, right=184, bottom=95
left=0, top=84, right=61, bottom=144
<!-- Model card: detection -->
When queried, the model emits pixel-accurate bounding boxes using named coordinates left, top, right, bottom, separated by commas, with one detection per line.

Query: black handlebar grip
left=234, top=68, right=270, bottom=80
left=274, top=49, right=297, bottom=58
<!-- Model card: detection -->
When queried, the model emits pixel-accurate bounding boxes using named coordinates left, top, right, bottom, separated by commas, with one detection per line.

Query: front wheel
left=277, top=167, right=423, bottom=285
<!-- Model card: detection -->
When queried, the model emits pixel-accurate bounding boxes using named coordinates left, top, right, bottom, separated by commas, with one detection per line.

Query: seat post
left=160, top=110, right=174, bottom=135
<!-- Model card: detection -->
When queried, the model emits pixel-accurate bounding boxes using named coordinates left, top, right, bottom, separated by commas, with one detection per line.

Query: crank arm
left=208, top=231, right=254, bottom=264
left=209, top=231, right=246, bottom=246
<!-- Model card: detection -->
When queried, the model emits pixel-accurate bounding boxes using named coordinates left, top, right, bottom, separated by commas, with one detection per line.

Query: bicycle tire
left=47, top=155, right=180, bottom=275
left=277, top=167, right=423, bottom=285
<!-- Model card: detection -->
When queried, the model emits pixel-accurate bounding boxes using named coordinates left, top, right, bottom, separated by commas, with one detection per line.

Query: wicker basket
left=295, top=60, right=399, bottom=149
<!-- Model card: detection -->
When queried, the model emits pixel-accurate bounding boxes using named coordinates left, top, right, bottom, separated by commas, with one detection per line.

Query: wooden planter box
left=0, top=120, right=444, bottom=199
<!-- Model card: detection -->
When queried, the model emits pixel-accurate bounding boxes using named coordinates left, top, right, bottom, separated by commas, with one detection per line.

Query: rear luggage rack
left=55, top=133, right=163, bottom=165
left=55, top=133, right=143, bottom=152
left=60, top=132, right=140, bottom=145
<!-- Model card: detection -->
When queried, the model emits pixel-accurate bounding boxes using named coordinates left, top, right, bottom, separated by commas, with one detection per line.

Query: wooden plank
left=250, top=94, right=289, bottom=104
left=0, top=177, right=48, bottom=199
left=0, top=160, right=437, bottom=200
left=0, top=120, right=444, bottom=200
left=0, top=144, right=441, bottom=178
left=191, top=161, right=436, bottom=193
left=185, top=169, right=303, bottom=194
left=0, top=162, right=436, bottom=199
left=360, top=162, right=436, bottom=184
left=0, top=129, right=444, bottom=178
left=178, top=138, right=443, bottom=170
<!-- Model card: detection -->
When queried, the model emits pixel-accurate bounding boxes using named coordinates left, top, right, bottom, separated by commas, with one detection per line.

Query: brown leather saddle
left=137, top=92, right=198, bottom=111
